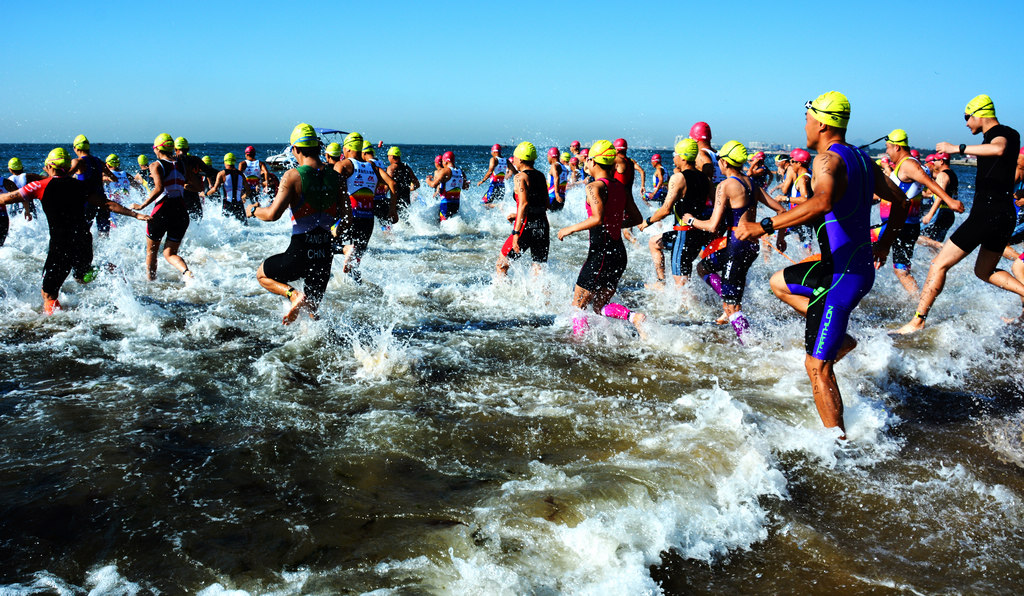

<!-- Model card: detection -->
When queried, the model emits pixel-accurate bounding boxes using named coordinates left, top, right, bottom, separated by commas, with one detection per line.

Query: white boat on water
left=265, top=127, right=348, bottom=170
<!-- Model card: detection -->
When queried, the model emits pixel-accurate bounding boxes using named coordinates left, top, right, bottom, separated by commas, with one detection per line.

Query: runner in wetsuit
left=497, top=142, right=550, bottom=276
left=204, top=153, right=250, bottom=222
left=895, top=94, right=1024, bottom=333
left=736, top=91, right=910, bottom=437
left=67, top=134, right=116, bottom=238
left=638, top=138, right=713, bottom=289
left=477, top=144, right=513, bottom=206
left=130, top=133, right=195, bottom=282
left=386, top=146, right=420, bottom=217
left=919, top=152, right=961, bottom=248
left=426, top=151, right=468, bottom=221
left=685, top=141, right=786, bottom=341
left=0, top=148, right=149, bottom=314
left=876, top=129, right=963, bottom=295
left=174, top=137, right=219, bottom=220
left=557, top=140, right=645, bottom=336
left=251, top=124, right=345, bottom=324
left=547, top=147, right=568, bottom=211
left=645, top=154, right=668, bottom=203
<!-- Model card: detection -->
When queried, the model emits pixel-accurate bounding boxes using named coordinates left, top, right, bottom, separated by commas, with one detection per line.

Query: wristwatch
left=959, top=143, right=967, bottom=155
left=686, top=216, right=695, bottom=226
left=760, top=217, right=774, bottom=235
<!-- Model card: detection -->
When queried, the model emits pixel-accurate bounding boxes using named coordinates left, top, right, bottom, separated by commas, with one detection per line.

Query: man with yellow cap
left=878, top=129, right=963, bottom=296
left=101, top=154, right=143, bottom=213
left=250, top=124, right=345, bottom=324
left=130, top=133, right=195, bottom=282
left=3, top=157, right=40, bottom=224
left=497, top=142, right=549, bottom=276
left=360, top=141, right=398, bottom=231
left=735, top=91, right=910, bottom=438
left=67, top=134, right=118, bottom=237
left=385, top=146, right=420, bottom=216
left=895, top=94, right=1024, bottom=333
left=637, top=137, right=713, bottom=290
left=333, top=132, right=396, bottom=283
left=683, top=140, right=786, bottom=340
left=174, top=137, right=219, bottom=220
left=558, top=140, right=645, bottom=337
left=0, top=148, right=150, bottom=314
left=204, top=153, right=251, bottom=222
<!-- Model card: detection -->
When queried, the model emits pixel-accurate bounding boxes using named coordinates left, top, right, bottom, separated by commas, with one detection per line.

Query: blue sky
left=3, top=0, right=1022, bottom=149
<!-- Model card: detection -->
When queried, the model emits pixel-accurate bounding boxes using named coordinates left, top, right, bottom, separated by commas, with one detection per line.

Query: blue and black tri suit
left=698, top=176, right=759, bottom=305
left=782, top=143, right=876, bottom=361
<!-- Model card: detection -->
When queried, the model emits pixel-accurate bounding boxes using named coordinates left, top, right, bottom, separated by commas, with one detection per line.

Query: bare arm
left=685, top=179, right=731, bottom=233
left=253, top=168, right=298, bottom=221
left=558, top=181, right=605, bottom=240
left=904, top=160, right=963, bottom=212
left=131, top=162, right=164, bottom=210
left=477, top=157, right=497, bottom=185
left=639, top=172, right=685, bottom=230
left=937, top=136, right=1007, bottom=158
left=205, top=171, right=226, bottom=197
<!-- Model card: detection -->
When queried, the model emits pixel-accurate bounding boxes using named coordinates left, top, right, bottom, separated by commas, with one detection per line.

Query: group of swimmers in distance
left=2, top=91, right=1023, bottom=439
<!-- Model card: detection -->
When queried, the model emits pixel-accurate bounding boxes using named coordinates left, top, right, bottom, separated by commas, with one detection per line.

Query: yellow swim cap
left=360, top=140, right=373, bottom=152
left=201, top=155, right=211, bottom=165
left=674, top=138, right=699, bottom=162
left=965, top=94, right=996, bottom=119
left=290, top=123, right=319, bottom=148
left=325, top=142, right=342, bottom=157
left=887, top=129, right=909, bottom=147
left=343, top=132, right=364, bottom=152
left=174, top=136, right=189, bottom=150
left=138, top=154, right=149, bottom=167
left=8, top=157, right=23, bottom=171
left=718, top=140, right=748, bottom=167
left=589, top=140, right=616, bottom=165
left=154, top=133, right=174, bottom=152
left=387, top=146, right=401, bottom=157
left=105, top=154, right=120, bottom=167
left=46, top=147, right=70, bottom=169
left=806, top=91, right=851, bottom=129
left=560, top=152, right=570, bottom=162
left=73, top=134, right=89, bottom=150
left=224, top=152, right=237, bottom=165
left=513, top=141, right=537, bottom=161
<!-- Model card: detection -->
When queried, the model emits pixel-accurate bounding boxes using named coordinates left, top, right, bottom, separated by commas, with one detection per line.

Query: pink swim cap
left=580, top=148, right=589, bottom=157
left=613, top=138, right=628, bottom=151
left=570, top=140, right=581, bottom=149
left=442, top=151, right=454, bottom=163
left=245, top=145, right=255, bottom=155
left=547, top=147, right=560, bottom=158
left=790, top=148, right=811, bottom=163
left=935, top=152, right=950, bottom=161
left=651, top=153, right=661, bottom=163
left=689, top=122, right=711, bottom=141
left=491, top=144, right=501, bottom=154
left=752, top=151, right=766, bottom=161
left=570, top=156, right=579, bottom=165
left=924, top=153, right=937, bottom=163
left=434, top=154, right=442, bottom=166
left=910, top=149, right=920, bottom=158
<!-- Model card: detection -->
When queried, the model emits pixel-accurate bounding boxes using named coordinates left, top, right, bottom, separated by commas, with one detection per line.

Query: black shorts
left=147, top=198, right=190, bottom=243
left=340, top=217, right=374, bottom=258
left=0, top=215, right=8, bottom=247
left=222, top=200, right=247, bottom=222
left=699, top=238, right=759, bottom=305
left=501, top=215, right=549, bottom=263
left=373, top=195, right=390, bottom=220
left=261, top=229, right=333, bottom=306
left=576, top=240, right=627, bottom=293
left=923, top=209, right=955, bottom=243
left=892, top=223, right=921, bottom=270
left=660, top=227, right=713, bottom=277
left=43, top=232, right=93, bottom=296
left=184, top=190, right=203, bottom=220
left=949, top=200, right=1015, bottom=254
left=84, top=202, right=110, bottom=235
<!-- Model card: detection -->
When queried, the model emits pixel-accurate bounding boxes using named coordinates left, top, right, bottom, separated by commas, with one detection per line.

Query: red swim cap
left=910, top=149, right=920, bottom=158
left=752, top=151, right=766, bottom=161
left=570, top=140, right=581, bottom=149
left=580, top=148, right=589, bottom=157
left=613, top=138, right=627, bottom=151
left=570, top=157, right=579, bottom=165
left=547, top=147, right=559, bottom=158
left=434, top=154, right=442, bottom=166
left=491, top=144, right=501, bottom=154
left=442, top=151, right=454, bottom=163
left=936, top=152, right=950, bottom=161
left=245, top=145, right=255, bottom=155
left=790, top=148, right=811, bottom=163
left=689, top=122, right=711, bottom=141
left=651, top=153, right=661, bottom=163
left=924, top=153, right=937, bottom=163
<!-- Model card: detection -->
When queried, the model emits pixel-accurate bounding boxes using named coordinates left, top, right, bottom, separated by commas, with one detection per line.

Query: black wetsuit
left=949, top=124, right=1021, bottom=253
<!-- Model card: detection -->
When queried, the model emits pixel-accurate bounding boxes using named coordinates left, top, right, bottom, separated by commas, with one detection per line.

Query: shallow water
left=1, top=144, right=1023, bottom=594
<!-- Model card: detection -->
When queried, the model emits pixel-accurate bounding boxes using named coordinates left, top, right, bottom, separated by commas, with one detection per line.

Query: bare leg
left=917, top=236, right=943, bottom=251
left=893, top=267, right=920, bottom=296
left=496, top=254, right=510, bottom=277
left=974, top=247, right=1024, bottom=297
left=894, top=240, right=970, bottom=334
left=162, top=240, right=189, bottom=277
left=257, top=263, right=306, bottom=325
left=805, top=355, right=846, bottom=439
left=770, top=269, right=810, bottom=314
left=647, top=235, right=666, bottom=288
left=145, top=238, right=160, bottom=280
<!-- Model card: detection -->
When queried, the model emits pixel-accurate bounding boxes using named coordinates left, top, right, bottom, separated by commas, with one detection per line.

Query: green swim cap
left=46, top=147, right=70, bottom=169
left=8, top=157, right=23, bottom=171
left=174, top=136, right=189, bottom=150
left=589, top=140, right=616, bottom=165
left=806, top=91, right=851, bottom=129
left=343, top=132, right=364, bottom=152
left=965, top=94, right=996, bottom=119
left=73, top=134, right=90, bottom=150
left=513, top=141, right=537, bottom=161
left=201, top=155, right=211, bottom=165
left=154, top=133, right=174, bottom=152
left=224, top=152, right=236, bottom=165
left=138, top=154, right=150, bottom=167
left=325, top=142, right=342, bottom=157
left=886, top=129, right=909, bottom=147
left=105, top=154, right=120, bottom=167
left=290, top=123, right=319, bottom=148
left=718, top=140, right=748, bottom=167
left=361, top=140, right=373, bottom=152
left=387, top=146, right=401, bottom=157
left=561, top=152, right=570, bottom=162
left=674, top=138, right=698, bottom=162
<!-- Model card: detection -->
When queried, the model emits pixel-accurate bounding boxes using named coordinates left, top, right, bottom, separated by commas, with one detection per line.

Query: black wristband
left=512, top=230, right=520, bottom=236
left=645, top=217, right=652, bottom=227
left=250, top=203, right=258, bottom=217
left=760, top=217, right=774, bottom=235
left=959, top=143, right=967, bottom=155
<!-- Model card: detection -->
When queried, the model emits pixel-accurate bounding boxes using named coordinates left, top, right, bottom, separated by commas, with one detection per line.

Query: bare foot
left=630, top=312, right=648, bottom=340
left=714, top=312, right=729, bottom=325
left=283, top=290, right=307, bottom=325
left=1002, top=315, right=1024, bottom=325
left=645, top=280, right=666, bottom=292
left=892, top=316, right=926, bottom=335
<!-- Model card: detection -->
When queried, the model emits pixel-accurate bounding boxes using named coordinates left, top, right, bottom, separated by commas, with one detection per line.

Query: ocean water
left=1, top=142, right=1023, bottom=594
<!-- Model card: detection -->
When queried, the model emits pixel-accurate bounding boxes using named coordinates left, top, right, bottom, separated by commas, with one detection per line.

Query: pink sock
left=572, top=313, right=590, bottom=336
left=703, top=273, right=724, bottom=296
left=601, top=303, right=631, bottom=320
